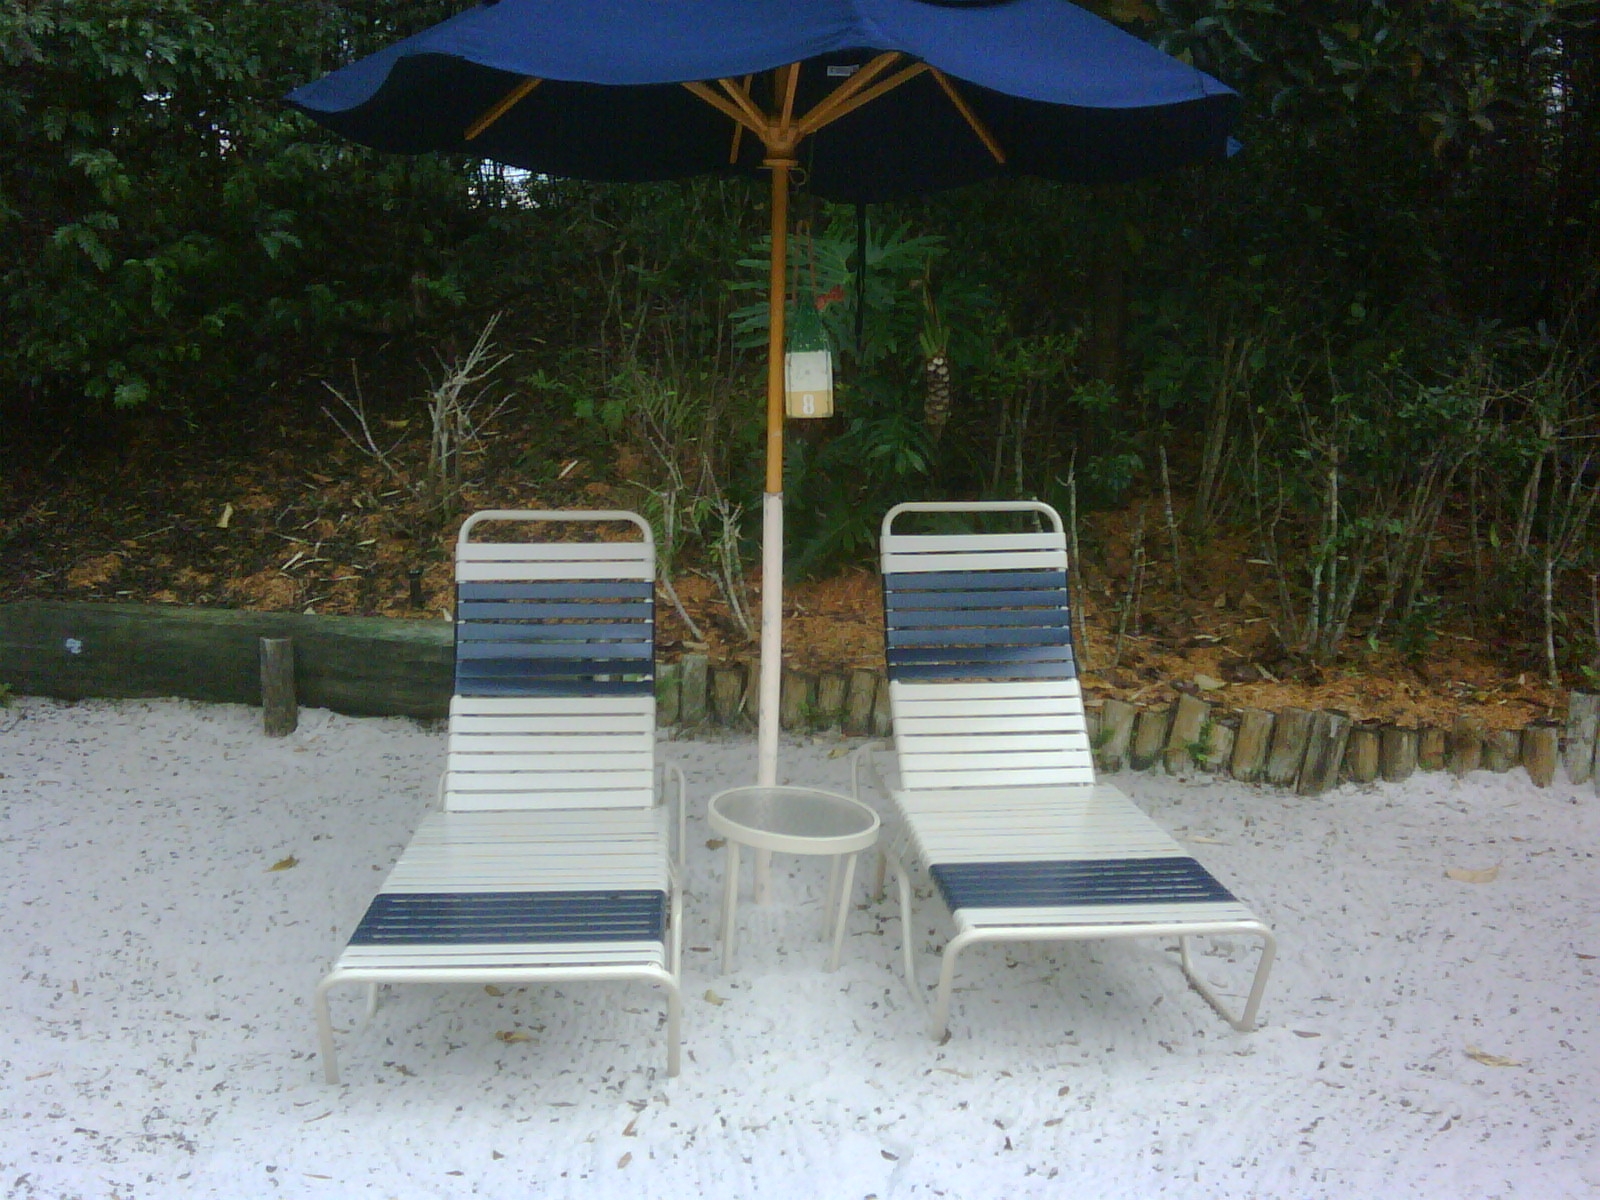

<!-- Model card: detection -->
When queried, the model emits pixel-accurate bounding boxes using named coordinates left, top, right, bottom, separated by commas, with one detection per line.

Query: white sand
left=1, top=696, right=1596, bottom=1199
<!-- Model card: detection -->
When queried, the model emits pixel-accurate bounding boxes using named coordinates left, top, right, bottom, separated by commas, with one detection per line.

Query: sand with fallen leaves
left=1, top=697, right=1596, bottom=1199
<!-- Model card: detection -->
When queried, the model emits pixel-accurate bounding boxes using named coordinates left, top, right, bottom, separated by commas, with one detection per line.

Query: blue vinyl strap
left=930, top=857, right=1235, bottom=912
left=350, top=890, right=667, bottom=945
left=883, top=568, right=1075, bottom=683
left=454, top=576, right=655, bottom=697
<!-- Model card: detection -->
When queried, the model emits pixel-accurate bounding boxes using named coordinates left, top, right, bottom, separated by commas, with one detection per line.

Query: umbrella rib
left=684, top=80, right=766, bottom=140
left=728, top=75, right=754, bottom=163
left=776, top=63, right=801, bottom=142
left=717, top=76, right=771, bottom=132
left=793, top=51, right=903, bottom=138
left=929, top=68, right=1007, bottom=165
left=464, top=77, right=542, bottom=141
left=796, top=61, right=930, bottom=139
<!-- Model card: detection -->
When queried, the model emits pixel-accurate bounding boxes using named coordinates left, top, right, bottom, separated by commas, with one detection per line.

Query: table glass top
left=710, top=786, right=877, bottom=841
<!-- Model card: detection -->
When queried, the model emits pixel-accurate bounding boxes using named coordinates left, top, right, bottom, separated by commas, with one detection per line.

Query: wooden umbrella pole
left=757, top=156, right=792, bottom=799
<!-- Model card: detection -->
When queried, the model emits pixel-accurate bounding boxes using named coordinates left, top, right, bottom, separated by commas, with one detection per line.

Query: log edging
left=2, top=602, right=1595, bottom=794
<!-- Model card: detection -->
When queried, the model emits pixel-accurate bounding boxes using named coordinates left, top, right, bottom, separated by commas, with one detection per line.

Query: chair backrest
left=446, top=510, right=656, bottom=813
left=881, top=501, right=1094, bottom=793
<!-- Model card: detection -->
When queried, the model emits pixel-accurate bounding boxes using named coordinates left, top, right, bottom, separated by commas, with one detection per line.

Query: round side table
left=707, top=785, right=881, bottom=973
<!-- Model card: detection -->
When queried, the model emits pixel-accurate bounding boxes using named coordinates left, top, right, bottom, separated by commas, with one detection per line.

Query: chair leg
left=886, top=846, right=928, bottom=1016
left=663, top=981, right=682, bottom=1078
left=669, top=884, right=684, bottom=980
left=720, top=842, right=741, bottom=974
left=823, top=853, right=842, bottom=936
left=1179, top=928, right=1278, bottom=1032
left=314, top=978, right=341, bottom=1085
left=928, top=931, right=979, bottom=1042
left=826, top=853, right=859, bottom=972
left=364, top=983, right=379, bottom=1019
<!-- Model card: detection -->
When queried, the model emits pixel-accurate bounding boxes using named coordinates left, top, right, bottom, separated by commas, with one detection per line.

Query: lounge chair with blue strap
left=315, top=510, right=684, bottom=1082
left=871, top=501, right=1275, bottom=1041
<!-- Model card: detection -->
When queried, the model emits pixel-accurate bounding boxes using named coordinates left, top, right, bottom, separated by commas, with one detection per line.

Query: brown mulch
left=0, top=395, right=1568, bottom=731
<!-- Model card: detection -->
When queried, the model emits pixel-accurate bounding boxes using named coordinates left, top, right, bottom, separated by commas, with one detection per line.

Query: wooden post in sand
left=1379, top=727, right=1418, bottom=783
left=780, top=670, right=814, bottom=731
left=1343, top=724, right=1380, bottom=784
left=1164, top=693, right=1212, bottom=777
left=1229, top=708, right=1275, bottom=783
left=814, top=672, right=849, bottom=731
left=1096, top=699, right=1138, bottom=773
left=1204, top=717, right=1236, bottom=775
left=259, top=637, right=297, bottom=737
left=843, top=669, right=877, bottom=736
left=1521, top=724, right=1559, bottom=787
left=871, top=675, right=894, bottom=738
left=678, top=653, right=709, bottom=726
left=1448, top=715, right=1486, bottom=777
left=1417, top=727, right=1447, bottom=773
left=1129, top=705, right=1172, bottom=772
left=656, top=661, right=682, bottom=727
left=1482, top=729, right=1520, bottom=773
left=1296, top=710, right=1351, bottom=796
left=1563, top=693, right=1600, bottom=784
left=1264, top=707, right=1313, bottom=788
left=710, top=663, right=748, bottom=726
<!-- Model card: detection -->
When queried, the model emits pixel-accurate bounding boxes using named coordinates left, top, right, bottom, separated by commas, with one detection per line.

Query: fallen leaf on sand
left=704, top=990, right=726, bottom=1006
left=268, top=856, right=299, bottom=872
left=705, top=839, right=726, bottom=850
left=881, top=1150, right=899, bottom=1161
left=484, top=984, right=505, bottom=996
left=495, top=1030, right=533, bottom=1044
left=1445, top=865, right=1499, bottom=884
left=1190, top=835, right=1226, bottom=845
left=1293, top=1030, right=1322, bottom=1039
left=622, top=1117, right=639, bottom=1137
left=617, top=1152, right=632, bottom=1169
left=1465, top=1046, right=1521, bottom=1068
left=1057, top=1085, right=1071, bottom=1097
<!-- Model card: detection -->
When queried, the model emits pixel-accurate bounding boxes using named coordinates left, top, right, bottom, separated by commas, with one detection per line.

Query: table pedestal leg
left=721, top=841, right=741, bottom=974
left=754, top=847, right=772, bottom=903
left=823, top=854, right=842, bottom=936
left=827, top=852, right=859, bottom=972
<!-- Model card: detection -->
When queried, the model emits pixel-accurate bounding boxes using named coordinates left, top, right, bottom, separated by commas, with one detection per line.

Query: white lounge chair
left=869, top=500, right=1275, bottom=1040
left=315, top=510, right=684, bottom=1082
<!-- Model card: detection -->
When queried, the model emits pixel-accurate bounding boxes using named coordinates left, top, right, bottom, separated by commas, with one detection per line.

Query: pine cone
left=924, top=354, right=951, bottom=442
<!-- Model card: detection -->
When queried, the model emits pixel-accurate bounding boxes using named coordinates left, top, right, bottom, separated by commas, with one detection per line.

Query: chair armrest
left=660, top=759, right=688, bottom=869
left=850, top=740, right=889, bottom=803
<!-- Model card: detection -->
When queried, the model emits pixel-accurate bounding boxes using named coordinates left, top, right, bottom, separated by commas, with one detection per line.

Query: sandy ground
left=1, top=697, right=1596, bottom=1200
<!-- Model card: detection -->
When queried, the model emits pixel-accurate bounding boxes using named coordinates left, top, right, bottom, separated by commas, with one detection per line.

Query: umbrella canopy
left=287, top=0, right=1236, bottom=203
left=287, top=0, right=1238, bottom=791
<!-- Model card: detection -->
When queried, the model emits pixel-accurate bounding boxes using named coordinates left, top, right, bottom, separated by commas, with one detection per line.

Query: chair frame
left=315, top=510, right=684, bottom=1082
left=864, top=500, right=1276, bottom=1040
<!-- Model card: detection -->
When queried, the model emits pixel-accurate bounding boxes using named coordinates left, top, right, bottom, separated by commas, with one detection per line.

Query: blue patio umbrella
left=288, top=0, right=1238, bottom=787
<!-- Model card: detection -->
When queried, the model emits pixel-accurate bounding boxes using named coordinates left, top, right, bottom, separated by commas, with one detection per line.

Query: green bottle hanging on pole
left=785, top=287, right=834, bottom=419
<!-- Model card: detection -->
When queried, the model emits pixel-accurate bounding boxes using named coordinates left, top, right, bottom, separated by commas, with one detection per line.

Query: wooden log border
left=3, top=603, right=1596, bottom=793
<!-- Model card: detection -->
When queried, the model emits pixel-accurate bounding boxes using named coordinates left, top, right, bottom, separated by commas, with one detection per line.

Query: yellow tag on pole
left=784, top=349, right=834, bottom=419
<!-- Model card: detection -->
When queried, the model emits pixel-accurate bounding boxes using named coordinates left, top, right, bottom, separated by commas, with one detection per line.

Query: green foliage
left=1, top=0, right=488, bottom=415
left=4, top=1, right=1599, bottom=676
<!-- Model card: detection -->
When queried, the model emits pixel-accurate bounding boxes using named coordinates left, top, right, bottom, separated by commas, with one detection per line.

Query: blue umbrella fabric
left=287, top=0, right=1239, bottom=793
left=285, top=0, right=1237, bottom=203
